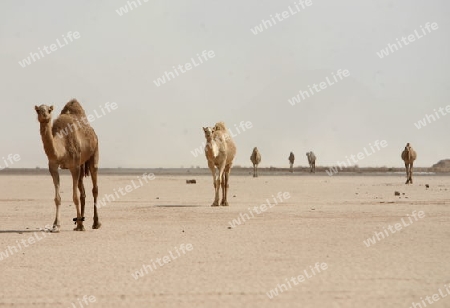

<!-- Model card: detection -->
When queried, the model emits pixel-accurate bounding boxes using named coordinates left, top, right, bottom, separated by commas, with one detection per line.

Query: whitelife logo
left=56, top=102, right=119, bottom=139
left=18, top=31, right=81, bottom=68
left=326, top=140, right=388, bottom=176
left=131, top=243, right=193, bottom=280
left=376, top=22, right=439, bottom=59
left=0, top=154, right=21, bottom=171
left=191, top=121, right=253, bottom=158
left=266, top=262, right=328, bottom=299
left=414, top=105, right=450, bottom=129
left=288, top=69, right=350, bottom=106
left=153, top=50, right=215, bottom=87
left=250, top=0, right=313, bottom=35
left=363, top=210, right=425, bottom=247
left=0, top=225, right=53, bottom=261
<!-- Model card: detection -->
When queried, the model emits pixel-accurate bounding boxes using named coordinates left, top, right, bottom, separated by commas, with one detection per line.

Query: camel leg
left=405, top=163, right=409, bottom=184
left=71, top=166, right=85, bottom=231
left=214, top=163, right=225, bottom=207
left=89, top=158, right=101, bottom=229
left=209, top=162, right=219, bottom=206
left=405, top=163, right=410, bottom=184
left=409, top=163, right=414, bottom=184
left=220, top=172, right=226, bottom=205
left=78, top=164, right=86, bottom=219
left=49, top=163, right=61, bottom=233
left=406, top=164, right=409, bottom=184
left=313, top=163, right=315, bottom=173
left=221, top=165, right=231, bottom=206
left=208, top=161, right=216, bottom=188
left=256, top=165, right=258, bottom=177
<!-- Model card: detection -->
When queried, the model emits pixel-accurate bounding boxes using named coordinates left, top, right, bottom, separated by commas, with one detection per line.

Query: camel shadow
left=155, top=204, right=203, bottom=208
left=0, top=229, right=52, bottom=234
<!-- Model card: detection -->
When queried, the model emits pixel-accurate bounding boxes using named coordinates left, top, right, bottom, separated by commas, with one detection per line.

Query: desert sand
left=0, top=173, right=449, bottom=307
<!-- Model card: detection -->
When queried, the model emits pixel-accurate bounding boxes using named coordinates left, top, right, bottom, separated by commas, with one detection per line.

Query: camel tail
left=84, top=161, right=90, bottom=177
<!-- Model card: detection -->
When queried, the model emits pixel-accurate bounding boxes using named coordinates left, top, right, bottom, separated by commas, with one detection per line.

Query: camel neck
left=204, top=137, right=218, bottom=158
left=40, top=121, right=59, bottom=161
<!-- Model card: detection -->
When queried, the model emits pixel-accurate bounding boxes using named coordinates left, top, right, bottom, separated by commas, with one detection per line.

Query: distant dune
left=432, top=159, right=450, bottom=171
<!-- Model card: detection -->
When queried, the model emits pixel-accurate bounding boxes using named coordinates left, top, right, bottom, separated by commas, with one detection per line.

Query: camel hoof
left=92, top=222, right=102, bottom=229
left=221, top=201, right=229, bottom=206
left=73, top=225, right=85, bottom=231
left=51, top=226, right=60, bottom=233
left=211, top=202, right=219, bottom=207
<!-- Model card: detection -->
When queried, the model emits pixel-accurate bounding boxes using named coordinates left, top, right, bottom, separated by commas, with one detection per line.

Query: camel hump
left=213, top=122, right=227, bottom=131
left=61, top=99, right=87, bottom=117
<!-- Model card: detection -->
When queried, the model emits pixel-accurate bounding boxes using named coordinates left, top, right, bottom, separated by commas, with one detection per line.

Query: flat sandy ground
left=0, top=173, right=449, bottom=308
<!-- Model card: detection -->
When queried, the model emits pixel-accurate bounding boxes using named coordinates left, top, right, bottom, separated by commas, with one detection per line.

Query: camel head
left=253, top=147, right=258, bottom=152
left=203, top=127, right=213, bottom=138
left=306, top=152, right=310, bottom=157
left=35, top=105, right=54, bottom=123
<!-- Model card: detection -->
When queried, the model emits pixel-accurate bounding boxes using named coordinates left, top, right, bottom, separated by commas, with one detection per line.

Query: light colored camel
left=401, top=143, right=417, bottom=184
left=35, top=99, right=101, bottom=232
left=203, top=122, right=236, bottom=206
left=306, top=151, right=316, bottom=173
left=250, top=147, right=261, bottom=177
left=288, top=152, right=295, bottom=173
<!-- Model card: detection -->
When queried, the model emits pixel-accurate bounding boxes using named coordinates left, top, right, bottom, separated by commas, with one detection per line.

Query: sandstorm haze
left=1, top=0, right=449, bottom=168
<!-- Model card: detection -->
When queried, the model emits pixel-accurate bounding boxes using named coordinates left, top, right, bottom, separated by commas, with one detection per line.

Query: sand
left=0, top=173, right=449, bottom=307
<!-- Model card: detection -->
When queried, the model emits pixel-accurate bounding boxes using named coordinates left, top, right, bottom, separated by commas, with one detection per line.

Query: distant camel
left=250, top=147, right=261, bottom=177
left=35, top=99, right=101, bottom=232
left=288, top=152, right=295, bottom=172
left=306, top=151, right=316, bottom=173
left=401, top=143, right=417, bottom=184
left=203, top=122, right=236, bottom=206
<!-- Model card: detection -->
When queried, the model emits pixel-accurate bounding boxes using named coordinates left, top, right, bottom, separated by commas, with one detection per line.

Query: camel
left=288, top=152, right=295, bottom=173
left=203, top=122, right=236, bottom=206
left=35, top=99, right=101, bottom=232
left=306, top=151, right=316, bottom=173
left=250, top=147, right=261, bottom=177
left=401, top=143, right=417, bottom=184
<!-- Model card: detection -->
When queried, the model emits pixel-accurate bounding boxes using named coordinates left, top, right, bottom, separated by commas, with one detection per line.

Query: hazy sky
left=1, top=0, right=449, bottom=168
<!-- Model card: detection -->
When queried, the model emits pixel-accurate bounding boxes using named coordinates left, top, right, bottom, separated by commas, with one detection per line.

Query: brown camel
left=203, top=122, right=236, bottom=206
left=306, top=151, right=316, bottom=173
left=250, top=147, right=261, bottom=177
left=401, top=143, right=417, bottom=184
left=35, top=99, right=101, bottom=232
left=288, top=152, right=295, bottom=173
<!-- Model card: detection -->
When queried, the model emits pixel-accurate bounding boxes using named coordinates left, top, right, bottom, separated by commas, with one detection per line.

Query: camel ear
left=49, top=106, right=54, bottom=113
left=34, top=105, right=39, bottom=112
